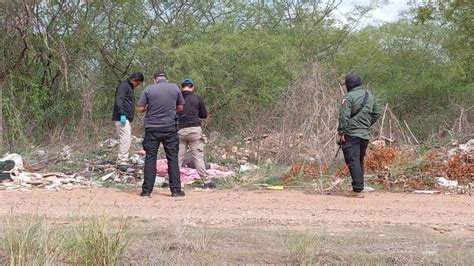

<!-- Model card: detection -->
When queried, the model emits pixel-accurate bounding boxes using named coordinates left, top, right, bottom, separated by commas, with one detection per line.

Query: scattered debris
left=156, top=159, right=234, bottom=185
left=414, top=190, right=441, bottom=195
left=131, top=135, right=143, bottom=144
left=101, top=138, right=119, bottom=148
left=436, top=177, right=458, bottom=188
left=448, top=139, right=474, bottom=157
left=130, top=154, right=145, bottom=166
left=239, top=163, right=260, bottom=173
left=324, top=178, right=344, bottom=191
left=32, top=149, right=47, bottom=157
left=101, top=172, right=116, bottom=181
left=266, top=185, right=284, bottom=190
left=60, top=146, right=73, bottom=160
left=363, top=186, right=375, bottom=193
left=0, top=169, right=91, bottom=192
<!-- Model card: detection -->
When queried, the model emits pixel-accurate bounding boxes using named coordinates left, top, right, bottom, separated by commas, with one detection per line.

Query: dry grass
left=0, top=214, right=130, bottom=265
left=65, top=215, right=130, bottom=265
left=248, top=62, right=343, bottom=165
left=282, top=233, right=316, bottom=264
left=1, top=215, right=63, bottom=265
left=2, top=214, right=474, bottom=265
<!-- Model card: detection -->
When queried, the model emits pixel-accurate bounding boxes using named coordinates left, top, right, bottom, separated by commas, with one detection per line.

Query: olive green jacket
left=337, top=86, right=381, bottom=140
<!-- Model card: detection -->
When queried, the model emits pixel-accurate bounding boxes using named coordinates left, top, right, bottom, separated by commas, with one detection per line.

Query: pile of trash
left=91, top=154, right=144, bottom=185
left=354, top=138, right=474, bottom=194
left=0, top=153, right=93, bottom=191
left=0, top=133, right=239, bottom=192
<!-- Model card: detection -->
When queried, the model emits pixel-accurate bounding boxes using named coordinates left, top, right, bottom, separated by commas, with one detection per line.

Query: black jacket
left=112, top=80, right=135, bottom=122
left=177, top=91, right=208, bottom=130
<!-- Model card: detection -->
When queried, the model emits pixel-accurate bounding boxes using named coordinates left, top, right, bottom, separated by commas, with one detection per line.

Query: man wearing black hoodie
left=112, top=72, right=144, bottom=167
left=177, top=78, right=214, bottom=188
left=337, top=74, right=381, bottom=197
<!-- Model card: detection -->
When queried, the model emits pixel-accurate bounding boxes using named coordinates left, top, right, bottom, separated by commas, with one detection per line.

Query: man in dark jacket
left=112, top=72, right=144, bottom=166
left=337, top=74, right=381, bottom=198
left=177, top=79, right=214, bottom=188
left=137, top=71, right=185, bottom=197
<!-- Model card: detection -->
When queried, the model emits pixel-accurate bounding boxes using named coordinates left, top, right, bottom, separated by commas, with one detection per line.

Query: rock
left=231, top=146, right=238, bottom=153
left=220, top=154, right=228, bottom=160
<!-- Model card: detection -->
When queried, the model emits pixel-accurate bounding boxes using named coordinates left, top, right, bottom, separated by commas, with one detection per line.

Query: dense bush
left=1, top=1, right=472, bottom=150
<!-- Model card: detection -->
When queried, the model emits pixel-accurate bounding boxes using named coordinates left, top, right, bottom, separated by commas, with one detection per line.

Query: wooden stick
left=403, top=120, right=420, bottom=145
left=379, top=103, right=388, bottom=138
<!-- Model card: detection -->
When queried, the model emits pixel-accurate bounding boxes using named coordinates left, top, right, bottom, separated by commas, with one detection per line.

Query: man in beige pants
left=112, top=72, right=144, bottom=167
left=177, top=78, right=214, bottom=188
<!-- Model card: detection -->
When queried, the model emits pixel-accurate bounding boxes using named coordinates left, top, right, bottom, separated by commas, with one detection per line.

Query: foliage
left=332, top=0, right=474, bottom=138
left=1, top=1, right=365, bottom=149
left=1, top=0, right=472, bottom=150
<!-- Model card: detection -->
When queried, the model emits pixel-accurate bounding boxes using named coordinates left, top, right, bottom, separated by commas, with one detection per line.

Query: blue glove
left=120, top=115, right=127, bottom=125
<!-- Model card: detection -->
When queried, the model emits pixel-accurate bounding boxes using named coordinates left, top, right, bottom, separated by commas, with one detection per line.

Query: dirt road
left=1, top=188, right=473, bottom=235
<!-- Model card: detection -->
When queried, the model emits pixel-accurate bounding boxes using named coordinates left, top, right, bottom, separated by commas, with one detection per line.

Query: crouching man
left=177, top=79, right=215, bottom=188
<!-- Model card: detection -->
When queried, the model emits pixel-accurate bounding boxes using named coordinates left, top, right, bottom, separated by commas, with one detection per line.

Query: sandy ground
left=1, top=188, right=473, bottom=236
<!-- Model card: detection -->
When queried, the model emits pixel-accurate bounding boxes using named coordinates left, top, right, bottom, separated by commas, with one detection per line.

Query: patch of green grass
left=64, top=215, right=130, bottom=265
left=282, top=233, right=315, bottom=264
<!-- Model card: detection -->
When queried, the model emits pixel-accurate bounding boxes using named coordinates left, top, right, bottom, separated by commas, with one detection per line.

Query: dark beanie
left=345, top=74, right=362, bottom=91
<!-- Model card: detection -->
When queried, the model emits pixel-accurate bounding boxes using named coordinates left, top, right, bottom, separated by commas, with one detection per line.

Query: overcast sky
left=337, top=0, right=409, bottom=26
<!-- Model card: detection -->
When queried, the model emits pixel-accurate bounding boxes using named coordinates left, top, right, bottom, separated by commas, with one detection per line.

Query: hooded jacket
left=337, top=75, right=381, bottom=140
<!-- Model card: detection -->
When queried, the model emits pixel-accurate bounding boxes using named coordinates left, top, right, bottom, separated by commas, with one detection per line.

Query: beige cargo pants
left=178, top=126, right=209, bottom=180
left=114, top=120, right=131, bottom=165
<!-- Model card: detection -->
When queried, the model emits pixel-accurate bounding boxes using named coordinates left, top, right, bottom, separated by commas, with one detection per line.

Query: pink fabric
left=156, top=159, right=234, bottom=184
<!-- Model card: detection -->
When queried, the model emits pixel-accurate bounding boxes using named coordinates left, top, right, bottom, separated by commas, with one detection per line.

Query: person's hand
left=336, top=134, right=345, bottom=145
left=120, top=115, right=127, bottom=125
